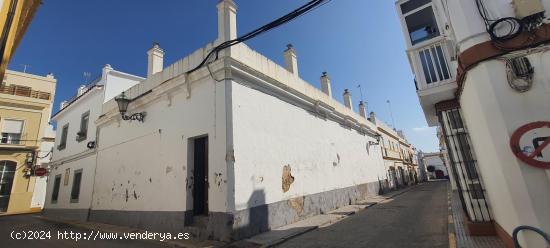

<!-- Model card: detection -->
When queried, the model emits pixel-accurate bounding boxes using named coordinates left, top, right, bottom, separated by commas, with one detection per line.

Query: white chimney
left=359, top=101, right=367, bottom=118
left=217, top=0, right=237, bottom=43
left=369, top=112, right=376, bottom=123
left=320, top=72, right=332, bottom=97
left=60, top=100, right=68, bottom=109
left=147, top=42, right=164, bottom=77
left=343, top=89, right=353, bottom=111
left=284, top=44, right=298, bottom=75
left=77, top=85, right=87, bottom=96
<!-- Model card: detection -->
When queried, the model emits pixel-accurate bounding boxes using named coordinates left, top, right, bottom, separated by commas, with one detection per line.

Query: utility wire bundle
left=187, top=0, right=330, bottom=75
left=475, top=0, right=545, bottom=44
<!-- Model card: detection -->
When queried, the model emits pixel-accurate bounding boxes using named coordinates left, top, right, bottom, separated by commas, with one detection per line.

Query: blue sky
left=8, top=0, right=439, bottom=152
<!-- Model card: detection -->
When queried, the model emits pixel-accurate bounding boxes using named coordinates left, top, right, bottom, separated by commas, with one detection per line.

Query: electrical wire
left=475, top=0, right=523, bottom=42
left=188, top=0, right=331, bottom=75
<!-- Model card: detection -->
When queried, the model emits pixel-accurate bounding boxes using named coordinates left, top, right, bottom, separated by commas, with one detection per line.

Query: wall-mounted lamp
left=115, top=92, right=146, bottom=122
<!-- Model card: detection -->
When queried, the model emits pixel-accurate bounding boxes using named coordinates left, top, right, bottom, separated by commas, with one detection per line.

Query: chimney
left=359, top=101, right=367, bottom=118
left=369, top=112, right=376, bottom=123
left=77, top=85, right=87, bottom=96
left=217, top=0, right=237, bottom=43
left=284, top=44, right=298, bottom=75
left=147, top=42, right=164, bottom=77
left=60, top=100, right=68, bottom=109
left=320, top=72, right=332, bottom=97
left=46, top=73, right=55, bottom=79
left=343, top=89, right=353, bottom=111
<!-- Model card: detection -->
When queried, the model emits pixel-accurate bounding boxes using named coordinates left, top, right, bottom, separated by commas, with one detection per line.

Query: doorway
left=0, top=161, right=17, bottom=212
left=192, top=136, right=208, bottom=216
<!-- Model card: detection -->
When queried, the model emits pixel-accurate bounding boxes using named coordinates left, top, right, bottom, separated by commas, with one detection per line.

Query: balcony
left=407, top=37, right=458, bottom=126
left=0, top=84, right=51, bottom=100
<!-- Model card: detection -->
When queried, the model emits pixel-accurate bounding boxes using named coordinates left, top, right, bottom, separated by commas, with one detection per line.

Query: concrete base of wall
left=89, top=210, right=188, bottom=233
left=42, top=208, right=89, bottom=222
left=41, top=181, right=381, bottom=242
left=230, top=180, right=381, bottom=240
left=494, top=221, right=514, bottom=248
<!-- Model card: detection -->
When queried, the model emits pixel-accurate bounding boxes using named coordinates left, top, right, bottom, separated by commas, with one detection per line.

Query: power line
left=187, top=0, right=331, bottom=75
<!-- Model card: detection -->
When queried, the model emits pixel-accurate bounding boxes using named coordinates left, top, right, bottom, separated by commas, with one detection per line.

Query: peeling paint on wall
left=282, top=165, right=294, bottom=193
left=288, top=196, right=304, bottom=216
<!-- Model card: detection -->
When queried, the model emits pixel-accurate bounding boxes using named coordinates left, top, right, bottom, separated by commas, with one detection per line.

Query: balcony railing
left=408, top=38, right=456, bottom=91
left=0, top=84, right=51, bottom=100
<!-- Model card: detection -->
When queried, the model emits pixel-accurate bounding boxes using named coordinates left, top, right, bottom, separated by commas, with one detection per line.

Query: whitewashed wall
left=44, top=155, right=96, bottom=210
left=447, top=0, right=550, bottom=51
left=423, top=155, right=448, bottom=177
left=460, top=55, right=550, bottom=246
left=52, top=89, right=103, bottom=161
left=231, top=81, right=385, bottom=211
left=91, top=76, right=229, bottom=213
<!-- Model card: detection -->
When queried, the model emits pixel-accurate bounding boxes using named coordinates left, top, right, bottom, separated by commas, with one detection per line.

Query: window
left=51, top=175, right=61, bottom=203
left=405, top=6, right=440, bottom=45
left=70, top=169, right=82, bottom=202
left=77, top=112, right=89, bottom=142
left=419, top=44, right=450, bottom=84
left=400, top=0, right=431, bottom=15
left=58, top=124, right=69, bottom=150
left=1, top=120, right=23, bottom=145
left=0, top=161, right=16, bottom=212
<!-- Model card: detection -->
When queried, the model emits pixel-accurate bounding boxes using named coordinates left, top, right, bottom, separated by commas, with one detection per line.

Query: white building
left=44, top=64, right=143, bottom=221
left=396, top=0, right=550, bottom=246
left=44, top=0, right=387, bottom=241
left=420, top=152, right=448, bottom=180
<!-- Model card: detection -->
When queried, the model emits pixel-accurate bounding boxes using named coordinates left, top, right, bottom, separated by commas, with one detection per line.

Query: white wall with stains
left=90, top=75, right=230, bottom=213
left=230, top=80, right=386, bottom=211
left=44, top=154, right=96, bottom=210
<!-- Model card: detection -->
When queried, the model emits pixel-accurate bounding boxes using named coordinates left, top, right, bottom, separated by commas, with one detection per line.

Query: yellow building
left=0, top=0, right=41, bottom=80
left=0, top=69, right=55, bottom=214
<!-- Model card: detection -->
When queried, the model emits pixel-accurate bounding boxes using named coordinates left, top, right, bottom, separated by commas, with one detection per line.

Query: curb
left=447, top=183, right=457, bottom=248
left=262, top=183, right=422, bottom=247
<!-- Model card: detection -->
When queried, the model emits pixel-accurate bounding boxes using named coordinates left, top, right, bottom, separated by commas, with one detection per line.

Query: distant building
left=420, top=152, right=448, bottom=180
left=396, top=0, right=550, bottom=246
left=369, top=112, right=419, bottom=191
left=44, top=0, right=389, bottom=241
left=0, top=0, right=41, bottom=79
left=0, top=70, right=56, bottom=214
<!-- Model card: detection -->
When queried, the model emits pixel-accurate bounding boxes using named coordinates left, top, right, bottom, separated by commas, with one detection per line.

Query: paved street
left=276, top=181, right=449, bottom=248
left=0, top=214, right=170, bottom=248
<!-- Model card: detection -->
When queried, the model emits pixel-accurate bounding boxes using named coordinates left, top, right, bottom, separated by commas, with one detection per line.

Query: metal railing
left=0, top=84, right=51, bottom=100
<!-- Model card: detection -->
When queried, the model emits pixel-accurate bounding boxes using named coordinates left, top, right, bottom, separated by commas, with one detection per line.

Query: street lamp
left=114, top=92, right=146, bottom=122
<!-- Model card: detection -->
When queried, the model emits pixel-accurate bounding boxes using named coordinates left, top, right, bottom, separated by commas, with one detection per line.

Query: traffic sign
left=510, top=121, right=550, bottom=169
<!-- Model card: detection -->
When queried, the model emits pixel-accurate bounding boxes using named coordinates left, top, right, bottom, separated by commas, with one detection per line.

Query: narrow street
left=0, top=214, right=169, bottom=248
left=276, top=181, right=449, bottom=248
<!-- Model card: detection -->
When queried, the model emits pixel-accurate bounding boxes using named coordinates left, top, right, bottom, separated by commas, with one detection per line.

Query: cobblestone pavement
left=275, top=181, right=450, bottom=248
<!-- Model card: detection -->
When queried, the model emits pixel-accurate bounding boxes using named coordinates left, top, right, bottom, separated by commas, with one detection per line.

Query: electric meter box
left=512, top=0, right=545, bottom=19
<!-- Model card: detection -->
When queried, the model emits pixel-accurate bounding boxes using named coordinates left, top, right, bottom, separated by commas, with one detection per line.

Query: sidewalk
left=35, top=184, right=420, bottom=248
left=229, top=183, right=422, bottom=248
left=448, top=189, right=505, bottom=248
left=38, top=215, right=225, bottom=248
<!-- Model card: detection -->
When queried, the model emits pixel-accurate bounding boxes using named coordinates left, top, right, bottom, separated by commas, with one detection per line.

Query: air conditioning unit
left=512, top=0, right=545, bottom=19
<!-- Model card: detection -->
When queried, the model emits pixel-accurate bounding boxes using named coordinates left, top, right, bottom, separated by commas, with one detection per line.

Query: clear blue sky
left=8, top=0, right=439, bottom=152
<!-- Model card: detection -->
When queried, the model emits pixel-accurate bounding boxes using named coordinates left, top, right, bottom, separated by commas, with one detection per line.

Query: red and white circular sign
left=510, top=121, right=550, bottom=169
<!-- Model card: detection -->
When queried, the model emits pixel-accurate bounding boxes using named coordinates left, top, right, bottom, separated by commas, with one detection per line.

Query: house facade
left=396, top=0, right=550, bottom=246
left=44, top=64, right=143, bottom=220
left=369, top=112, right=419, bottom=191
left=0, top=69, right=56, bottom=214
left=44, top=0, right=389, bottom=241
